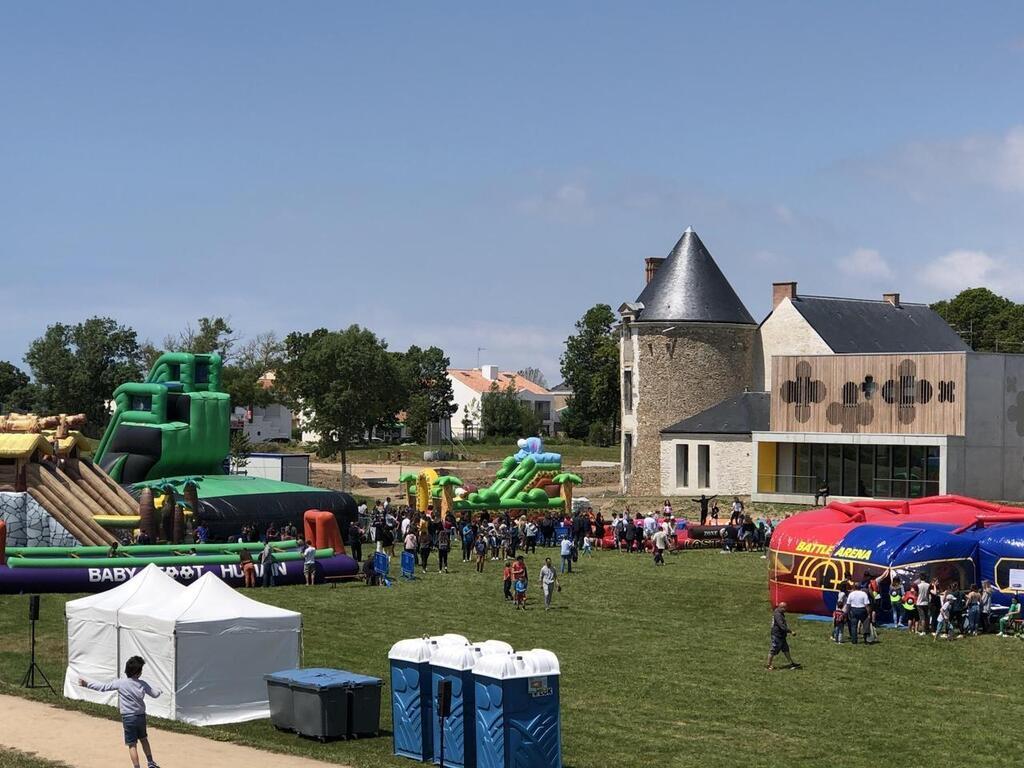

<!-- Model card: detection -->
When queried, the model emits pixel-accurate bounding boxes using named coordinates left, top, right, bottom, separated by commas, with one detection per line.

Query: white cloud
left=517, top=182, right=594, bottom=223
left=920, top=249, right=1024, bottom=299
left=871, top=126, right=1024, bottom=195
left=838, top=247, right=893, bottom=281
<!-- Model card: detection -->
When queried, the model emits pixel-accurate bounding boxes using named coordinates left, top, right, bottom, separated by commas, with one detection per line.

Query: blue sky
left=3, top=3, right=1024, bottom=383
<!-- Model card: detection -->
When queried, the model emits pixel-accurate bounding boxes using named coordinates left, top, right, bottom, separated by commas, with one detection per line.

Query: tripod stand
left=21, top=602, right=55, bottom=694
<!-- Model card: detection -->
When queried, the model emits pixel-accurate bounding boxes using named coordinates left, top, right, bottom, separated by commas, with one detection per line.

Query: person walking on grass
left=766, top=603, right=801, bottom=671
left=437, top=524, right=450, bottom=573
left=474, top=534, right=487, bottom=573
left=78, top=655, right=161, bottom=768
left=652, top=526, right=669, bottom=565
left=846, top=582, right=872, bottom=644
left=502, top=559, right=513, bottom=601
left=540, top=557, right=559, bottom=610
left=914, top=572, right=932, bottom=635
left=302, top=539, right=317, bottom=586
left=514, top=575, right=528, bottom=610
left=418, top=528, right=433, bottom=574
left=560, top=535, right=574, bottom=574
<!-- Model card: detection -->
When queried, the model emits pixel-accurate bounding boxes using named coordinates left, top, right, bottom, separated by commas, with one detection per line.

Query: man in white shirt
left=401, top=515, right=411, bottom=536
left=652, top=529, right=669, bottom=565
left=539, top=557, right=559, bottom=610
left=302, top=539, right=318, bottom=586
left=915, top=573, right=932, bottom=635
left=560, top=537, right=574, bottom=574
left=846, top=583, right=871, bottom=644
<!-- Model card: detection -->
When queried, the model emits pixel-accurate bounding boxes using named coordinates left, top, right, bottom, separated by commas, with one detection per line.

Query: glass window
left=811, top=444, right=826, bottom=489
left=843, top=445, right=858, bottom=496
left=130, top=395, right=152, bottom=412
left=698, top=444, right=711, bottom=488
left=795, top=443, right=810, bottom=486
left=875, top=445, right=892, bottom=497
left=924, top=446, right=940, bottom=497
left=859, top=445, right=874, bottom=497
left=675, top=444, right=689, bottom=488
left=623, top=370, right=633, bottom=414
left=827, top=444, right=842, bottom=494
left=892, top=445, right=909, bottom=498
left=909, top=446, right=927, bottom=498
left=623, top=433, right=632, bottom=476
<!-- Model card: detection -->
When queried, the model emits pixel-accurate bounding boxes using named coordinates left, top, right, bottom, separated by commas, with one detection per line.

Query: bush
left=587, top=422, right=613, bottom=447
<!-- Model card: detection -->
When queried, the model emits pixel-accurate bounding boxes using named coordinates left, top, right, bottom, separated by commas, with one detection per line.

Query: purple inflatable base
left=0, top=555, right=360, bottom=594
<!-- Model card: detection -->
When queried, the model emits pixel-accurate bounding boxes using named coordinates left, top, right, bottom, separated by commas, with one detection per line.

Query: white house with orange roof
left=448, top=365, right=558, bottom=439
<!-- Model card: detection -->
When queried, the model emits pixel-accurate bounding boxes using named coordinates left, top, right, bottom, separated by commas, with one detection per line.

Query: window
left=698, top=444, right=710, bottom=488
left=194, top=362, right=210, bottom=385
left=623, top=370, right=633, bottom=414
left=623, top=433, right=633, bottom=476
left=130, top=395, right=152, bottom=412
left=534, top=401, right=551, bottom=421
left=675, top=444, right=689, bottom=488
left=842, top=445, right=858, bottom=497
left=859, top=446, right=874, bottom=497
left=827, top=445, right=842, bottom=494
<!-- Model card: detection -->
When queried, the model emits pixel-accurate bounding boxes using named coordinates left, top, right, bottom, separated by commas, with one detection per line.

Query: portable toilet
left=473, top=649, right=561, bottom=768
left=431, top=640, right=514, bottom=767
left=389, top=634, right=469, bottom=761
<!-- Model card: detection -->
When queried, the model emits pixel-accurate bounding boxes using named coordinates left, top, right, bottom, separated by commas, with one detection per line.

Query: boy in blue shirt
left=79, top=655, right=161, bottom=768
left=514, top=577, right=528, bottom=610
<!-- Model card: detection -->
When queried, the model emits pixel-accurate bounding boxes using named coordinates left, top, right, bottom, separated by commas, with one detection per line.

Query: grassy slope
left=1, top=550, right=1021, bottom=768
left=0, top=752, right=71, bottom=768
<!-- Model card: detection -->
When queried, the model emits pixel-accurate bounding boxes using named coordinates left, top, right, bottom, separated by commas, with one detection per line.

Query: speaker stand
left=20, top=618, right=55, bottom=694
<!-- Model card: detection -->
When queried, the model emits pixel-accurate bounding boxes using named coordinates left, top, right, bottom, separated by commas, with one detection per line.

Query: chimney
left=480, top=364, right=499, bottom=381
left=772, top=281, right=797, bottom=309
left=883, top=292, right=900, bottom=307
left=645, top=257, right=665, bottom=285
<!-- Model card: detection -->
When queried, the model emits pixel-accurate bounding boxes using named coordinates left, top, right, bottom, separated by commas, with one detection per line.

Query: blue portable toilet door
left=506, top=676, right=561, bottom=768
left=474, top=677, right=505, bottom=768
left=391, top=661, right=431, bottom=759
left=432, top=669, right=473, bottom=767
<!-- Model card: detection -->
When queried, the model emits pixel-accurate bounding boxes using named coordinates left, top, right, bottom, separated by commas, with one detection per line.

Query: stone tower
left=619, top=227, right=758, bottom=495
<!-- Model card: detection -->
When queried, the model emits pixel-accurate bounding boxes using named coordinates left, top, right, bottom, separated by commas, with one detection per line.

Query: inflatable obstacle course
left=400, top=438, right=582, bottom=516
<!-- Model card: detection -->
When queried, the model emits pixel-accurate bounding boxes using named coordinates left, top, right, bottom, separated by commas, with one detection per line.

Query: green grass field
left=1, top=549, right=1021, bottom=767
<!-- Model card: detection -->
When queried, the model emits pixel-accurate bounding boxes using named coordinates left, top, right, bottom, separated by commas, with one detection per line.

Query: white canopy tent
left=117, top=571, right=302, bottom=725
left=64, top=564, right=186, bottom=705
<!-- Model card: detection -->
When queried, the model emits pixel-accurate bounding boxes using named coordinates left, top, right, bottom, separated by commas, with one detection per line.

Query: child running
left=79, top=655, right=161, bottom=768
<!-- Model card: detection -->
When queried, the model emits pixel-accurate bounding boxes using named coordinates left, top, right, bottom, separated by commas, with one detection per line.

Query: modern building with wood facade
left=619, top=227, right=1024, bottom=503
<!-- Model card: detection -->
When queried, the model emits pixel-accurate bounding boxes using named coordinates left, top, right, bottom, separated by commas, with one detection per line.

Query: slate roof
left=660, top=392, right=770, bottom=435
left=788, top=296, right=970, bottom=354
left=634, top=228, right=756, bottom=325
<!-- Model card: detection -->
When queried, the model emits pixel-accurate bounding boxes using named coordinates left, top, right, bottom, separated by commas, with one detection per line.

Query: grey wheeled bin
left=335, top=671, right=384, bottom=737
left=265, top=670, right=297, bottom=731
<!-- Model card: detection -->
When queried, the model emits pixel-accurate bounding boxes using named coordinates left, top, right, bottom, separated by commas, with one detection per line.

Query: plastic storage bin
left=265, top=668, right=383, bottom=741
left=431, top=640, right=514, bottom=767
left=265, top=671, right=296, bottom=731
left=473, top=650, right=561, bottom=768
left=389, top=634, right=469, bottom=760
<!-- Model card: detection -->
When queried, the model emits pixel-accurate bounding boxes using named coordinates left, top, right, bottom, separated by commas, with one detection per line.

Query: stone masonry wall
left=628, top=324, right=756, bottom=496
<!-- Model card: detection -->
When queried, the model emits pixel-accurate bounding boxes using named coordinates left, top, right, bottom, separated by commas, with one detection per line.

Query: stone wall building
left=619, top=227, right=757, bottom=496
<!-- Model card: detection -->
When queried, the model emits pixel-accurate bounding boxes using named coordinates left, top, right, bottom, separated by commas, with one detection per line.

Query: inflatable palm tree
left=552, top=472, right=582, bottom=515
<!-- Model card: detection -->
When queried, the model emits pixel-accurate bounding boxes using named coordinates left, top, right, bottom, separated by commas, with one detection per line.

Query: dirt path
left=0, top=694, right=346, bottom=768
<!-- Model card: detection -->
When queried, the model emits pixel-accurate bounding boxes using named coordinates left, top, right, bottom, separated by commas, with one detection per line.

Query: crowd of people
left=831, top=574, right=1024, bottom=642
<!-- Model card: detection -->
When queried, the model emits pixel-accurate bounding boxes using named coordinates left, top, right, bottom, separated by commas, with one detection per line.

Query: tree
left=559, top=303, right=620, bottom=440
left=164, top=316, right=239, bottom=360
left=229, top=429, right=253, bottom=474
left=404, top=392, right=431, bottom=443
left=517, top=366, right=548, bottom=389
left=221, top=332, right=285, bottom=410
left=24, top=317, right=142, bottom=434
left=277, top=326, right=407, bottom=489
left=481, top=381, right=541, bottom=438
left=931, top=288, right=1024, bottom=353
left=0, top=361, right=38, bottom=412
left=399, top=345, right=457, bottom=435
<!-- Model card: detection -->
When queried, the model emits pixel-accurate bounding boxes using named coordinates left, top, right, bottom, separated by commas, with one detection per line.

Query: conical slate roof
left=635, top=228, right=755, bottom=324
